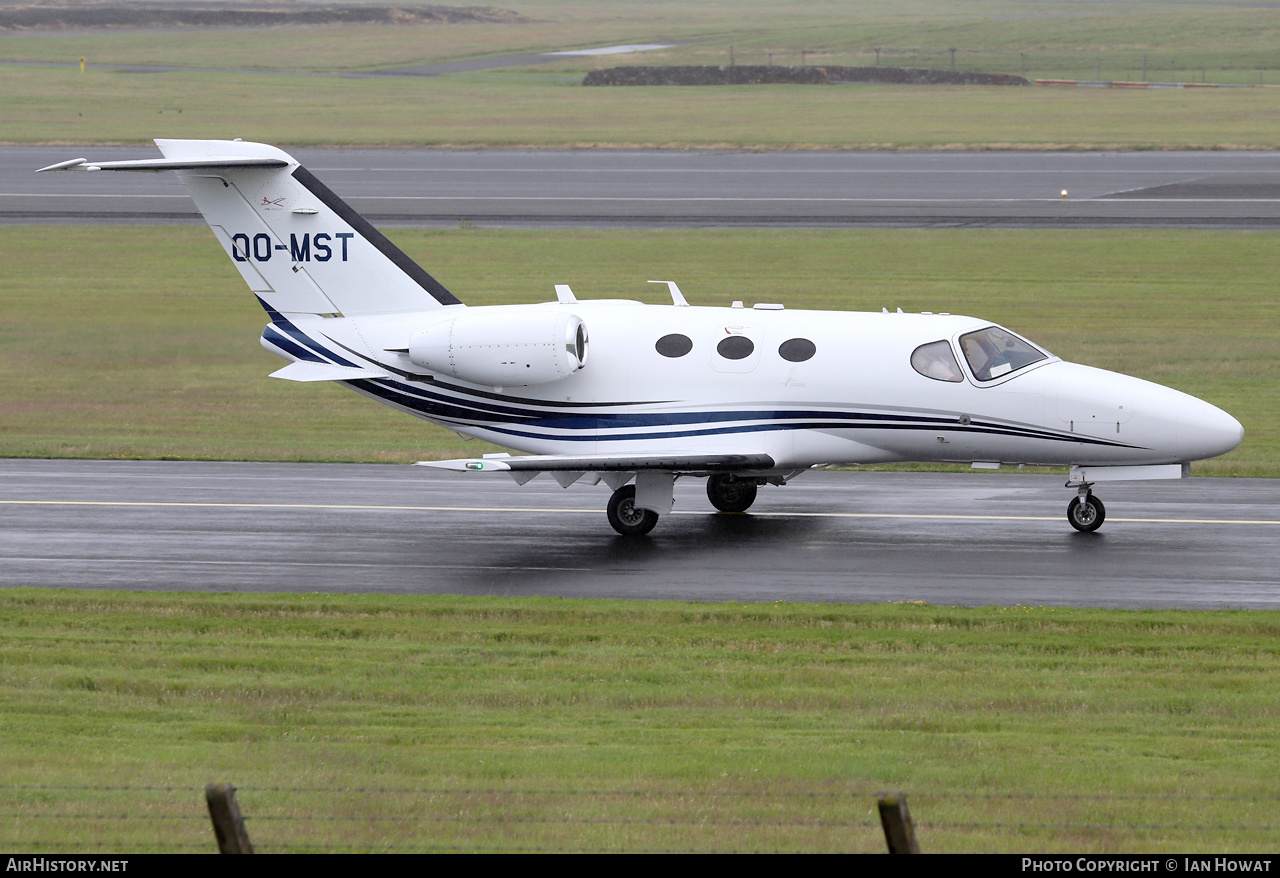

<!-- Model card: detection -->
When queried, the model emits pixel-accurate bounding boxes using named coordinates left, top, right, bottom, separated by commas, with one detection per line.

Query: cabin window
left=655, top=333, right=693, bottom=358
left=911, top=340, right=964, bottom=383
left=778, top=338, right=817, bottom=363
left=958, top=326, right=1047, bottom=381
left=717, top=335, right=755, bottom=360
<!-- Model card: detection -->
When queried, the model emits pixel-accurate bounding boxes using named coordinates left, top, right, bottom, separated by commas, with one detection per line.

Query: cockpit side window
left=959, top=326, right=1047, bottom=381
left=910, top=340, right=964, bottom=383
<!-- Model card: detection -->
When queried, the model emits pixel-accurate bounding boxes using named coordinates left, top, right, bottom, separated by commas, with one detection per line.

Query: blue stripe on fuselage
left=347, top=378, right=1141, bottom=449
left=262, top=324, right=326, bottom=363
left=258, top=312, right=361, bottom=369
left=264, top=318, right=1140, bottom=451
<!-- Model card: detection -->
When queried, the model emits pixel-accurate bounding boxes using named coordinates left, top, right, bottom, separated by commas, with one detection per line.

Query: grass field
left=7, top=1, right=1280, bottom=79
left=8, top=65, right=1280, bottom=151
left=1, top=225, right=1274, bottom=474
left=4, top=1, right=1280, bottom=149
left=1, top=590, right=1278, bottom=853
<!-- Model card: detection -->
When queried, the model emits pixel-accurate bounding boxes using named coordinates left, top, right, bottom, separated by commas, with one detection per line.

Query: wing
left=417, top=452, right=777, bottom=486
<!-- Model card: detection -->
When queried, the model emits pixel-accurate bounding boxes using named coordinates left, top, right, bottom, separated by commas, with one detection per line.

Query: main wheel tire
left=1067, top=493, right=1106, bottom=533
left=607, top=485, right=659, bottom=536
left=706, top=474, right=758, bottom=513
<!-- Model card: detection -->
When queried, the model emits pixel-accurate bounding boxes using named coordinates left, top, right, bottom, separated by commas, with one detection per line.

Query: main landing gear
left=705, top=473, right=759, bottom=513
left=605, top=474, right=767, bottom=536
left=606, top=484, right=659, bottom=537
left=1066, top=484, right=1106, bottom=533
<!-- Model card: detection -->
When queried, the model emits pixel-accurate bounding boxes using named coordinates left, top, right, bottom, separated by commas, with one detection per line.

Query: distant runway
left=2, top=460, right=1277, bottom=608
left=6, top=146, right=1280, bottom=228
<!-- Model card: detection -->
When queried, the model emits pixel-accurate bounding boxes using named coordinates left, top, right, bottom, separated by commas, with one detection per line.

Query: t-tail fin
left=38, top=138, right=462, bottom=318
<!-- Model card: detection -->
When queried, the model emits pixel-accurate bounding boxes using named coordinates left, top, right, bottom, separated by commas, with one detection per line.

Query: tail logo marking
left=230, top=232, right=353, bottom=263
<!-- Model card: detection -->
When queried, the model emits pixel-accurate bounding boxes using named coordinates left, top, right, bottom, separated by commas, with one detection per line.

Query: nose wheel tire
left=1067, top=493, right=1106, bottom=533
left=706, top=474, right=758, bottom=513
left=607, top=484, right=660, bottom=536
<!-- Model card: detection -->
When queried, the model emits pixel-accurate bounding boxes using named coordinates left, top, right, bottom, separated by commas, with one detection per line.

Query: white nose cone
left=1048, top=362, right=1243, bottom=464
left=1177, top=397, right=1244, bottom=461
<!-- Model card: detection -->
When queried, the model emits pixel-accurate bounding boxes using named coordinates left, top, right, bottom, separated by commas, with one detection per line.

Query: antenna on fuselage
left=648, top=280, right=689, bottom=307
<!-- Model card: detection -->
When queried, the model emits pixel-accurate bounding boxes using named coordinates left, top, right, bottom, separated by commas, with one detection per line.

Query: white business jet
left=40, top=140, right=1244, bottom=535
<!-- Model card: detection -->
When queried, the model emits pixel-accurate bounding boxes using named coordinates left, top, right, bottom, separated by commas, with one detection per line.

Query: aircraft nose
left=1178, top=399, right=1244, bottom=461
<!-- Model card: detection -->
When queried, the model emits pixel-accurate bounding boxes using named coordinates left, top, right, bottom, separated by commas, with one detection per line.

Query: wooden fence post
left=877, top=790, right=919, bottom=853
left=206, top=782, right=254, bottom=854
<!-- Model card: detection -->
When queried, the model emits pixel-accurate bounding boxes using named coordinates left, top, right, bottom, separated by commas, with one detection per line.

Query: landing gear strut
left=1066, top=485, right=1106, bottom=533
left=606, top=484, right=659, bottom=537
left=706, top=473, right=759, bottom=513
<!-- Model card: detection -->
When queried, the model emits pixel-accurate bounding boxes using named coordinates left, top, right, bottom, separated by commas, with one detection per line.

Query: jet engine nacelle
left=408, top=308, right=588, bottom=387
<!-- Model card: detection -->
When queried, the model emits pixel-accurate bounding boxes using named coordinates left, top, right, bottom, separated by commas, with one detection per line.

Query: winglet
left=35, top=158, right=89, bottom=173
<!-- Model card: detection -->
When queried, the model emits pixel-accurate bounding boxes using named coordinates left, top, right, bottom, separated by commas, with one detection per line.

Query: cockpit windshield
left=958, top=326, right=1048, bottom=381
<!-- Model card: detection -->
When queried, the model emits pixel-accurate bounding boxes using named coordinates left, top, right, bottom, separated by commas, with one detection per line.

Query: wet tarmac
left=3, top=460, right=1277, bottom=608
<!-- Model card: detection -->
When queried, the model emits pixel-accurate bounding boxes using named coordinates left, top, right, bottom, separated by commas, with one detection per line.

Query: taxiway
left=7, top=147, right=1280, bottom=228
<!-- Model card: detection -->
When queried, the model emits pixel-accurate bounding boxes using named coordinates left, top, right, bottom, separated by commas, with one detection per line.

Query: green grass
left=6, top=65, right=1280, bottom=152
left=1, top=225, right=1274, bottom=474
left=5, top=1, right=1280, bottom=149
left=0, top=590, right=1277, bottom=853
left=8, top=1, right=1280, bottom=78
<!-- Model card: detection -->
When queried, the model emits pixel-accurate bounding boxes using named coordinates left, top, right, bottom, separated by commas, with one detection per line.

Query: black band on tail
left=292, top=165, right=463, bottom=307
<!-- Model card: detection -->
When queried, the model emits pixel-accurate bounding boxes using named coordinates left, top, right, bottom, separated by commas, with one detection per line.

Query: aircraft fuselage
left=290, top=301, right=1242, bottom=472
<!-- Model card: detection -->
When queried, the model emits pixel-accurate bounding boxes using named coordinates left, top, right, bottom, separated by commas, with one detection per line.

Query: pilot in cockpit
left=961, top=334, right=997, bottom=381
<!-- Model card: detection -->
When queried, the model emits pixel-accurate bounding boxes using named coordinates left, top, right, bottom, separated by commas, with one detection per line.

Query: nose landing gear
left=1066, top=484, right=1106, bottom=532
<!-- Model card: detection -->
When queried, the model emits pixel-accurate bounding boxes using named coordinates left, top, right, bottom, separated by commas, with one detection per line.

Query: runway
left=7, top=146, right=1280, bottom=228
left=2, top=460, right=1277, bottom=608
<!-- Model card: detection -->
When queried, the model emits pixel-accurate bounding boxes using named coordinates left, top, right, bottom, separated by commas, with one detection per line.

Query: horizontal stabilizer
left=417, top=452, right=776, bottom=474
left=269, top=361, right=390, bottom=382
left=36, top=156, right=289, bottom=173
